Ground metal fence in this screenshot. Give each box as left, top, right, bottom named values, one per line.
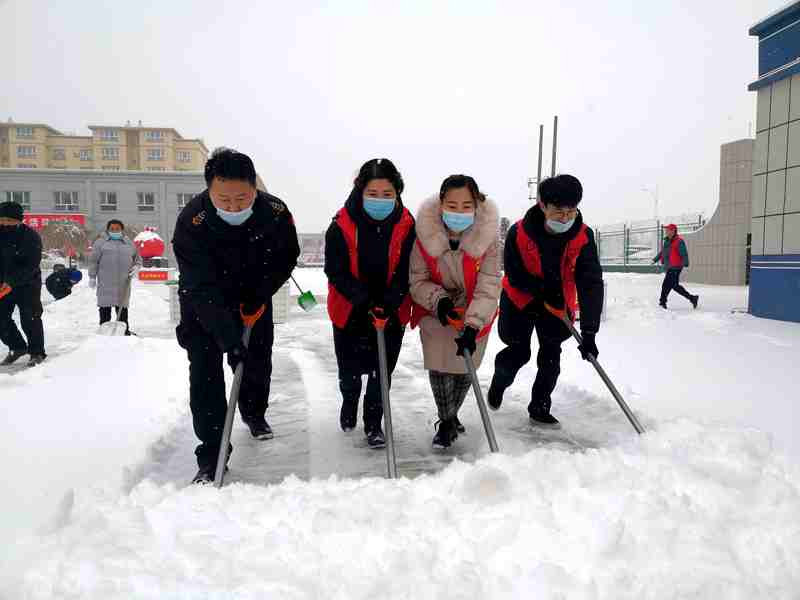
left=597, top=214, right=705, bottom=266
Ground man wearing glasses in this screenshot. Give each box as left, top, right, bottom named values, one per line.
left=487, top=175, right=604, bottom=428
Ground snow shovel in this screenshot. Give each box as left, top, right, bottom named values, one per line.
left=447, top=310, right=499, bottom=453
left=214, top=304, right=264, bottom=487
left=544, top=303, right=645, bottom=435
left=371, top=308, right=398, bottom=479
left=98, top=276, right=133, bottom=336
left=291, top=275, right=317, bottom=312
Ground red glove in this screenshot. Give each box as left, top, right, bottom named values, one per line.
left=0, top=284, right=11, bottom=300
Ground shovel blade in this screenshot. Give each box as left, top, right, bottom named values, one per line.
left=98, top=321, right=127, bottom=336
left=297, top=292, right=317, bottom=312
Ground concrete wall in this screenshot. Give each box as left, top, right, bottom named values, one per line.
left=0, top=168, right=205, bottom=262
left=683, top=138, right=753, bottom=285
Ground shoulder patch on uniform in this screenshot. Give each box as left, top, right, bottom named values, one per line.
left=192, top=210, right=207, bottom=226
left=270, top=199, right=286, bottom=214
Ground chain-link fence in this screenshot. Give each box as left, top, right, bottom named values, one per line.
left=597, top=214, right=705, bottom=266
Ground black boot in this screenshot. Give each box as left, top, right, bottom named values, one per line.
left=432, top=419, right=458, bottom=449
left=191, top=464, right=228, bottom=485
left=243, top=416, right=273, bottom=440
left=487, top=377, right=507, bottom=411
left=366, top=427, right=386, bottom=449
left=1, top=348, right=28, bottom=365
left=659, top=301, right=667, bottom=309
left=339, top=396, right=359, bottom=432
left=529, top=411, right=561, bottom=429
left=27, top=354, right=46, bottom=367
left=690, top=295, right=699, bottom=309
left=454, top=416, right=465, bottom=434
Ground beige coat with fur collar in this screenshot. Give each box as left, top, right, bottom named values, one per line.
left=409, top=195, right=501, bottom=373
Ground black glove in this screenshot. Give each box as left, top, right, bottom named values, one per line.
left=241, top=299, right=263, bottom=316
left=455, top=326, right=478, bottom=357
left=544, top=288, right=565, bottom=311
left=227, top=342, right=248, bottom=371
left=578, top=332, right=598, bottom=361
left=436, top=296, right=460, bottom=327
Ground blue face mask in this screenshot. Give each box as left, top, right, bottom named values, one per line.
left=363, top=197, right=395, bottom=221
left=217, top=205, right=253, bottom=226
left=442, top=210, right=474, bottom=233
left=546, top=218, right=575, bottom=234
left=108, top=232, right=123, bottom=240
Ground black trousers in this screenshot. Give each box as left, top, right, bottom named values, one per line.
left=660, top=268, right=694, bottom=305
left=176, top=301, right=274, bottom=469
left=0, top=282, right=45, bottom=356
left=493, top=291, right=570, bottom=415
left=333, top=316, right=404, bottom=432
left=99, top=306, right=129, bottom=334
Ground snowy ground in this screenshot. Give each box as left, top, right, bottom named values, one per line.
left=1, top=272, right=799, bottom=598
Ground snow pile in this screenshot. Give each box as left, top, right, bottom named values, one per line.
left=8, top=421, right=800, bottom=598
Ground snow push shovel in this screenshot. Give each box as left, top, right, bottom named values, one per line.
left=214, top=304, right=264, bottom=487
left=291, top=275, right=317, bottom=312
left=99, top=276, right=133, bottom=337
left=447, top=309, right=499, bottom=453
left=371, top=308, right=398, bottom=479
left=544, top=303, right=645, bottom=435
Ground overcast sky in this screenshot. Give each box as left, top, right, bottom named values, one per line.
left=0, top=0, right=786, bottom=232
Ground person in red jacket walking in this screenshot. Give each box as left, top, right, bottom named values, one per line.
left=324, top=159, right=416, bottom=448
left=652, top=224, right=699, bottom=310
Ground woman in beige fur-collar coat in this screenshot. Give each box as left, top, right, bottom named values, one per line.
left=409, top=175, right=501, bottom=448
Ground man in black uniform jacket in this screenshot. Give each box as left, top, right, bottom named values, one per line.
left=0, top=201, right=46, bottom=367
left=488, top=175, right=604, bottom=429
left=172, top=149, right=299, bottom=484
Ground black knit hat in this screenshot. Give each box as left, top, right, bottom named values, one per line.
left=0, top=201, right=24, bottom=221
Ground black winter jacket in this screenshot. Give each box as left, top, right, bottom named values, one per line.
left=0, top=224, right=42, bottom=288
left=173, top=190, right=300, bottom=351
left=504, top=205, right=604, bottom=334
left=324, top=189, right=416, bottom=329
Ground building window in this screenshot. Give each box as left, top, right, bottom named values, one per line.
left=17, top=146, right=36, bottom=158
left=137, top=192, right=156, bottom=212
left=52, top=147, right=66, bottom=161
left=18, top=163, right=36, bottom=169
left=146, top=148, right=164, bottom=161
left=145, top=130, right=165, bottom=141
left=102, top=147, right=120, bottom=161
left=177, top=151, right=192, bottom=163
left=101, top=166, right=121, bottom=171
left=177, top=193, right=193, bottom=209
left=98, top=129, right=119, bottom=141
left=80, top=149, right=92, bottom=161
left=146, top=167, right=166, bottom=172
left=99, top=191, right=117, bottom=211
left=5, top=191, right=31, bottom=210
left=54, top=191, right=79, bottom=212
left=16, top=127, right=33, bottom=138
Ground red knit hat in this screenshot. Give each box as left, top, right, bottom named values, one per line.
left=665, top=223, right=677, bottom=231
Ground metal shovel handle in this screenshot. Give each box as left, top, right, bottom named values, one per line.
left=374, top=320, right=398, bottom=479
left=214, top=325, right=254, bottom=487
left=544, top=303, right=645, bottom=435
left=462, top=348, right=500, bottom=453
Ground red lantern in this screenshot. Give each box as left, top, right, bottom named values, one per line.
left=134, top=227, right=166, bottom=259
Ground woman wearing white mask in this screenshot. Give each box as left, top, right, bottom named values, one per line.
left=88, top=219, right=141, bottom=335
left=325, top=158, right=416, bottom=449
left=409, top=175, right=501, bottom=448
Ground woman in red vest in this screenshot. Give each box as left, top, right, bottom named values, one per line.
left=488, top=175, right=604, bottom=428
left=409, top=175, right=501, bottom=448
left=324, top=159, right=416, bottom=448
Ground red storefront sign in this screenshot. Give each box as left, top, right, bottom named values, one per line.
left=23, top=213, right=86, bottom=231
left=138, top=270, right=169, bottom=282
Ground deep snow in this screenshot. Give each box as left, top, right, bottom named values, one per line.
left=1, top=272, right=799, bottom=598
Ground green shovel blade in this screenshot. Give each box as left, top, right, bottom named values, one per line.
left=297, top=291, right=317, bottom=312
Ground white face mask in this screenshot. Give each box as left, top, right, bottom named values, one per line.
left=546, top=218, right=575, bottom=234
left=216, top=205, right=253, bottom=226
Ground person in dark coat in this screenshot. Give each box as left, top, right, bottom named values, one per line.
left=0, top=201, right=46, bottom=367
left=325, top=158, right=416, bottom=448
left=45, top=264, right=82, bottom=300
left=173, top=148, right=300, bottom=484
left=652, top=224, right=699, bottom=309
left=488, top=175, right=604, bottom=428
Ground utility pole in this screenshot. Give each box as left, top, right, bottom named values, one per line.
left=536, top=124, right=544, bottom=199
left=551, top=115, right=558, bottom=177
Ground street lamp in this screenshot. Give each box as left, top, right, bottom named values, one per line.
left=641, top=185, right=658, bottom=219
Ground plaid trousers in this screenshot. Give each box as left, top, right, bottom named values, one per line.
left=429, top=370, right=472, bottom=421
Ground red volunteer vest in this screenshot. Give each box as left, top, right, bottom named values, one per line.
left=666, top=235, right=684, bottom=268
left=327, top=207, right=414, bottom=329
left=409, top=240, right=497, bottom=339
left=501, top=221, right=589, bottom=314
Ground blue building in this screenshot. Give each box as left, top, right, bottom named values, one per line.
left=748, top=2, right=800, bottom=322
